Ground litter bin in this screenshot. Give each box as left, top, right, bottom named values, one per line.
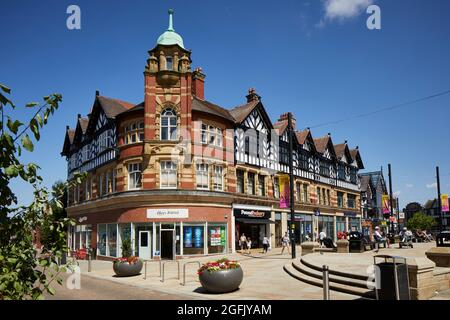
left=436, top=231, right=450, bottom=247
left=373, top=255, right=410, bottom=300
left=349, top=231, right=364, bottom=253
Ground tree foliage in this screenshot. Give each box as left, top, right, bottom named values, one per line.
left=0, top=84, right=84, bottom=300
left=407, top=211, right=437, bottom=231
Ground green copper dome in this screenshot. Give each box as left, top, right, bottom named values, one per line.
left=157, top=9, right=185, bottom=49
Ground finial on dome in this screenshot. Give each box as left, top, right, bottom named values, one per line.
left=168, top=9, right=174, bottom=31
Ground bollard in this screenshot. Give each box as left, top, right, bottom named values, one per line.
left=322, top=265, right=330, bottom=300
left=88, top=249, right=92, bottom=272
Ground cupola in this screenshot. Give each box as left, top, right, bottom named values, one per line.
left=156, top=9, right=185, bottom=49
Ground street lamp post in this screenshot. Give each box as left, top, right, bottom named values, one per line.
left=388, top=164, right=395, bottom=235
left=287, top=112, right=296, bottom=259
left=437, top=166, right=443, bottom=232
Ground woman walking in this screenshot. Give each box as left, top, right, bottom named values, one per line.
left=262, top=236, right=269, bottom=254
left=239, top=233, right=247, bottom=253
left=246, top=237, right=252, bottom=254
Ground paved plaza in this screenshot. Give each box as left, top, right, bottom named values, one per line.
left=51, top=242, right=449, bottom=300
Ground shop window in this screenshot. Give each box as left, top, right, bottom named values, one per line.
left=183, top=225, right=205, bottom=255
left=97, top=224, right=107, bottom=256
left=107, top=224, right=117, bottom=257
left=236, top=170, right=244, bottom=193
left=318, top=216, right=335, bottom=241
left=213, top=166, right=223, bottom=191
left=161, top=161, right=177, bottom=189
left=118, top=223, right=132, bottom=257
left=336, top=217, right=346, bottom=234
left=247, top=172, right=255, bottom=195
left=128, top=163, right=142, bottom=190
left=161, top=108, right=177, bottom=141
left=196, top=163, right=209, bottom=190
left=125, top=121, right=144, bottom=144
left=258, top=175, right=265, bottom=196
left=207, top=225, right=227, bottom=254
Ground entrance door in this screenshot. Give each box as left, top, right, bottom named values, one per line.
left=161, top=230, right=174, bottom=260
left=138, top=231, right=151, bottom=260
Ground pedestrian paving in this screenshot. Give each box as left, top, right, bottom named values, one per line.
left=74, top=246, right=361, bottom=300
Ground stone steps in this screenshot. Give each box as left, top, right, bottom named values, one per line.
left=283, top=259, right=376, bottom=299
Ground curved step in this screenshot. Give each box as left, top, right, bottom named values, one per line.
left=292, top=260, right=370, bottom=289
left=301, top=257, right=370, bottom=282
left=284, top=263, right=375, bottom=299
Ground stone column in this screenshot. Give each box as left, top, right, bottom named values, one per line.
left=407, top=257, right=436, bottom=300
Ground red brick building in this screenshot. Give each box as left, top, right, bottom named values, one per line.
left=61, top=10, right=364, bottom=260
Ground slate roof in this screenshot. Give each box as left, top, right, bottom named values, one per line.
left=96, top=96, right=135, bottom=118
left=192, top=97, right=235, bottom=122
left=313, top=136, right=330, bottom=154
left=228, top=100, right=259, bottom=123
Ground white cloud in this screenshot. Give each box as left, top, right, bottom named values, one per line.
left=406, top=184, right=414, bottom=188
left=323, top=0, right=373, bottom=20
left=426, top=183, right=437, bottom=189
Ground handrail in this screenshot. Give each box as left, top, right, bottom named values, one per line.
left=181, top=261, right=201, bottom=286
left=143, top=259, right=162, bottom=280
left=161, top=260, right=180, bottom=283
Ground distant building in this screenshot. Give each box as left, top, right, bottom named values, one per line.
left=423, top=199, right=447, bottom=232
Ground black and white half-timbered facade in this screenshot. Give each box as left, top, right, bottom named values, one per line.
left=61, top=10, right=366, bottom=260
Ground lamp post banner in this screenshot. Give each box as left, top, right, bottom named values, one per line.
left=279, top=174, right=290, bottom=209
left=382, top=195, right=390, bottom=214
left=442, top=194, right=449, bottom=212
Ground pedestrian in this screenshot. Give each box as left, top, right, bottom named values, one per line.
left=319, top=230, right=326, bottom=248
left=239, top=233, right=247, bottom=253
left=246, top=237, right=252, bottom=254
left=281, top=232, right=290, bottom=254
left=262, top=235, right=269, bottom=254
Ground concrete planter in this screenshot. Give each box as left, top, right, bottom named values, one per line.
left=337, top=239, right=350, bottom=253
left=113, top=259, right=143, bottom=277
left=199, top=268, right=243, bottom=293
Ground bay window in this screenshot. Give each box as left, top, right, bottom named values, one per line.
left=125, top=121, right=144, bottom=144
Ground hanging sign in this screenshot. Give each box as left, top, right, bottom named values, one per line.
left=382, top=195, right=391, bottom=214
left=442, top=194, right=449, bottom=212
left=279, top=175, right=290, bottom=209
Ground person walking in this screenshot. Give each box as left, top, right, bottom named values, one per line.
left=239, top=233, right=247, bottom=253
left=262, top=235, right=269, bottom=254
left=281, top=232, right=290, bottom=254
left=246, top=237, right=252, bottom=254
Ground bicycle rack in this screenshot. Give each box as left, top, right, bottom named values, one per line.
left=181, top=261, right=201, bottom=286
left=143, top=260, right=162, bottom=280
left=161, top=260, right=180, bottom=282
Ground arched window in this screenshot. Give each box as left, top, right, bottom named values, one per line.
left=160, top=108, right=177, bottom=140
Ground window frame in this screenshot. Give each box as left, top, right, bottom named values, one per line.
left=160, top=108, right=177, bottom=141
left=160, top=160, right=177, bottom=189
left=128, top=163, right=142, bottom=190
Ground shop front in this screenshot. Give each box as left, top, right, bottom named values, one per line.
left=345, top=212, right=362, bottom=232
left=287, top=213, right=313, bottom=243
left=233, top=204, right=274, bottom=249
left=71, top=205, right=230, bottom=260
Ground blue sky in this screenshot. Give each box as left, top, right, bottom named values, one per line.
left=2, top=0, right=450, bottom=209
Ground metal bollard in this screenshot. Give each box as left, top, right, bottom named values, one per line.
left=322, top=265, right=330, bottom=300
left=88, top=250, right=92, bottom=272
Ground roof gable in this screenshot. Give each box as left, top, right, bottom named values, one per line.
left=350, top=148, right=364, bottom=169
left=230, top=100, right=273, bottom=133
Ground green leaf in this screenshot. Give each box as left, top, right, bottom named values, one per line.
left=39, top=259, right=48, bottom=267
left=26, top=102, right=39, bottom=108
left=47, top=287, right=56, bottom=295
left=7, top=119, right=23, bottom=134
left=0, top=83, right=11, bottom=94
left=36, top=114, right=43, bottom=127
left=30, top=118, right=40, bottom=140
left=5, top=165, right=19, bottom=177
left=21, top=134, right=34, bottom=152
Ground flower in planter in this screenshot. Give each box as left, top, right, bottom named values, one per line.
left=113, top=256, right=141, bottom=265
left=197, top=258, right=241, bottom=275
left=337, top=231, right=348, bottom=240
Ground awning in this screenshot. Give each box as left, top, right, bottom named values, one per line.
left=235, top=218, right=276, bottom=225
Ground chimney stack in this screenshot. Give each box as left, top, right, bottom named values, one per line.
left=192, top=67, right=206, bottom=100
left=246, top=88, right=261, bottom=103
left=277, top=112, right=296, bottom=130
left=95, top=90, right=100, bottom=96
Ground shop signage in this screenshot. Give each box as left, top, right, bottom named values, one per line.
left=314, top=209, right=320, bottom=216
left=147, top=208, right=189, bottom=219
left=234, top=208, right=271, bottom=219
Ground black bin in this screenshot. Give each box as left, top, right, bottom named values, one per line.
left=436, top=231, right=450, bottom=247
left=373, top=255, right=410, bottom=300
left=349, top=231, right=364, bottom=253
